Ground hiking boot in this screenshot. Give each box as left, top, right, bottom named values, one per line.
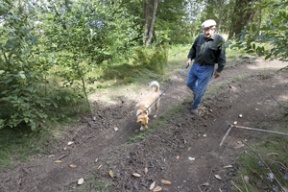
left=190, top=108, right=198, bottom=115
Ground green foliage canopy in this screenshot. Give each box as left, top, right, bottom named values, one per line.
left=235, top=0, right=288, bottom=61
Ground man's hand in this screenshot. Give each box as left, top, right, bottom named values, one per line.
left=214, top=71, right=220, bottom=78
left=186, top=59, right=192, bottom=68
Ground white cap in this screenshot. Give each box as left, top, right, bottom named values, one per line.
left=201, top=19, right=217, bottom=29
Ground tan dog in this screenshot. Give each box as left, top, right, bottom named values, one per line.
left=135, top=81, right=161, bottom=131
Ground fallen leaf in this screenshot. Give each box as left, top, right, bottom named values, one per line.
left=200, top=182, right=210, bottom=186
left=78, top=178, right=84, bottom=185
left=267, top=152, right=279, bottom=157
left=67, top=141, right=74, bottom=146
left=144, top=167, right=148, bottom=174
left=132, top=172, right=141, bottom=178
left=149, top=181, right=156, bottom=190
left=54, top=160, right=62, bottom=163
left=215, top=174, right=222, bottom=180
left=69, top=164, right=77, bottom=168
left=109, top=170, right=114, bottom=178
left=161, top=179, right=171, bottom=185
left=223, top=165, right=233, bottom=168
left=153, top=186, right=162, bottom=192
left=235, top=142, right=245, bottom=149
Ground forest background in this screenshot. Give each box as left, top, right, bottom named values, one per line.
left=0, top=0, right=287, bottom=133
left=0, top=1, right=287, bottom=191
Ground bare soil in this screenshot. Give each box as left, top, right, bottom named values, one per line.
left=1, top=58, right=288, bottom=192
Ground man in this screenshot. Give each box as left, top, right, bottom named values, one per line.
left=186, top=19, right=226, bottom=115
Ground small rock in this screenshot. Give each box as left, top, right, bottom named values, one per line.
left=188, top=157, right=195, bottom=161
left=114, top=127, right=119, bottom=131
left=272, top=185, right=279, bottom=192
left=203, top=134, right=207, bottom=137
left=233, top=121, right=237, bottom=125
left=238, top=114, right=243, bottom=118
left=267, top=173, right=274, bottom=182
left=77, top=178, right=84, bottom=185
left=244, top=175, right=249, bottom=183
left=258, top=161, right=264, bottom=167
left=67, top=141, right=74, bottom=146
left=284, top=172, right=288, bottom=180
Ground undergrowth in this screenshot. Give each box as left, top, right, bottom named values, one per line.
left=233, top=135, right=288, bottom=191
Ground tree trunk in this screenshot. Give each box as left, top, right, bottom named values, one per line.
left=143, top=0, right=150, bottom=45
left=229, top=0, right=258, bottom=39
left=259, top=0, right=262, bottom=35
left=145, top=0, right=158, bottom=46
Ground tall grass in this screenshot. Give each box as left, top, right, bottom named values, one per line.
left=233, top=136, right=288, bottom=191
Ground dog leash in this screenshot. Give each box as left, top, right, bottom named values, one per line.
left=137, top=63, right=190, bottom=116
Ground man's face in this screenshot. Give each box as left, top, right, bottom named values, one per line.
left=203, top=26, right=216, bottom=38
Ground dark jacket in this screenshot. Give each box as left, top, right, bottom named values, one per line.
left=188, top=33, right=226, bottom=72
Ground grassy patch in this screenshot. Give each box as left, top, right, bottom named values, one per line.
left=233, top=73, right=251, bottom=82
left=0, top=118, right=77, bottom=171
left=75, top=175, right=114, bottom=192
left=0, top=127, right=51, bottom=170
left=233, top=136, right=288, bottom=191
left=204, top=84, right=223, bottom=98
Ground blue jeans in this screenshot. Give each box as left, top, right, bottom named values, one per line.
left=186, top=62, right=215, bottom=109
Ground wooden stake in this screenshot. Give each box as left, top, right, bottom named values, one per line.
left=220, top=125, right=233, bottom=146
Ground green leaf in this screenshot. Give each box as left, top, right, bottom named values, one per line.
left=19, top=71, right=26, bottom=79
left=65, top=96, right=71, bottom=102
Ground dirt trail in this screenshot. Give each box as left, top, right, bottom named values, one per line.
left=0, top=58, right=287, bottom=192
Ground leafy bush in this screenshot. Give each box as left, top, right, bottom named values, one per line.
left=133, top=45, right=168, bottom=75
left=234, top=1, right=288, bottom=61
left=0, top=1, right=87, bottom=131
